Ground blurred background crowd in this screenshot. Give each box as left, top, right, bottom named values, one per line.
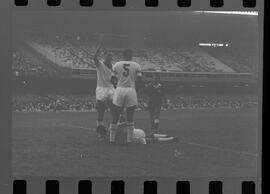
left=13, top=94, right=257, bottom=112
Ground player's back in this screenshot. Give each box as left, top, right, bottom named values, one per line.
left=113, top=61, right=141, bottom=88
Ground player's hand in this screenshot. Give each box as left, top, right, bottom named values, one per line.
left=94, top=44, right=103, bottom=65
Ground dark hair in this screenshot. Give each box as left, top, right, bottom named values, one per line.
left=123, top=49, right=133, bottom=60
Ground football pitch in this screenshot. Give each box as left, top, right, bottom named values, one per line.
left=12, top=108, right=259, bottom=177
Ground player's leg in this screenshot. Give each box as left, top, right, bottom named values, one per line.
left=95, top=87, right=108, bottom=138
left=146, top=135, right=178, bottom=143
left=149, top=105, right=155, bottom=133
left=148, top=101, right=155, bottom=134
left=157, top=136, right=178, bottom=142
left=96, top=100, right=107, bottom=138
left=96, top=100, right=106, bottom=124
left=125, top=88, right=138, bottom=143
left=126, top=106, right=136, bottom=143
left=107, top=99, right=113, bottom=111
left=109, top=88, right=124, bottom=143
left=109, top=104, right=123, bottom=143
left=152, top=103, right=161, bottom=133
left=119, top=109, right=126, bottom=123
left=106, top=87, right=115, bottom=116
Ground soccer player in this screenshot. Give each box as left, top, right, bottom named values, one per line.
left=109, top=49, right=142, bottom=143
left=145, top=76, right=167, bottom=136
left=93, top=44, right=114, bottom=139
left=109, top=117, right=178, bottom=145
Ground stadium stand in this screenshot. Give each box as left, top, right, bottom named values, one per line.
left=12, top=50, right=49, bottom=76
left=27, top=34, right=94, bottom=69
left=13, top=95, right=96, bottom=112
left=15, top=33, right=251, bottom=73
left=13, top=94, right=257, bottom=112
left=203, top=47, right=257, bottom=73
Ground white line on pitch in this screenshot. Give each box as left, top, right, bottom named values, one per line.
left=63, top=124, right=95, bottom=131
left=178, top=139, right=258, bottom=158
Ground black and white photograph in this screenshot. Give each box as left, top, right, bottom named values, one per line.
left=12, top=11, right=260, bottom=177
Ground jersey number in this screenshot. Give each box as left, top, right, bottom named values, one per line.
left=123, top=64, right=130, bottom=77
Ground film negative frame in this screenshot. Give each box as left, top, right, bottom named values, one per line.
left=0, top=0, right=264, bottom=193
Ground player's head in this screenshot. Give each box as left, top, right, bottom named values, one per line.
left=104, top=53, right=112, bottom=68
left=123, top=49, right=133, bottom=61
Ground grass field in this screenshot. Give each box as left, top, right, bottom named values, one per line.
left=12, top=108, right=259, bottom=177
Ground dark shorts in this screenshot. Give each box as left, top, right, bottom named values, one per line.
left=148, top=100, right=162, bottom=118
left=148, top=100, right=162, bottom=110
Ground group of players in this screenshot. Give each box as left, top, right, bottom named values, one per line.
left=93, top=44, right=177, bottom=145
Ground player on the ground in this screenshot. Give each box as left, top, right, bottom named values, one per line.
left=108, top=49, right=142, bottom=143
left=145, top=76, right=167, bottom=136
left=103, top=115, right=178, bottom=145
left=93, top=44, right=115, bottom=139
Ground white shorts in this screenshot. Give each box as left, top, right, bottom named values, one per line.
left=96, top=86, right=115, bottom=102
left=113, top=87, right=138, bottom=108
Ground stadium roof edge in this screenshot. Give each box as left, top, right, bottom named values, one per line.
left=71, top=68, right=254, bottom=75
left=194, top=11, right=258, bottom=16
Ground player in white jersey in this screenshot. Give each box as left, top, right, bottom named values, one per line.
left=109, top=49, right=142, bottom=143
left=106, top=115, right=178, bottom=145
left=93, top=44, right=115, bottom=138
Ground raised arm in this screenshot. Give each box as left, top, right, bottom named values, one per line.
left=93, top=44, right=103, bottom=67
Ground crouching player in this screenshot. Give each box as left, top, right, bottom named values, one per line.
left=145, top=76, right=167, bottom=136
left=114, top=116, right=178, bottom=145
left=93, top=44, right=115, bottom=139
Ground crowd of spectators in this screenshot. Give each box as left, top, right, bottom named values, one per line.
left=164, top=95, right=257, bottom=109
left=13, top=95, right=96, bottom=112
left=23, top=33, right=253, bottom=73
left=27, top=34, right=96, bottom=69
left=205, top=47, right=257, bottom=73
left=12, top=50, right=48, bottom=76
left=13, top=33, right=256, bottom=78
left=136, top=48, right=234, bottom=72
left=13, top=94, right=258, bottom=112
